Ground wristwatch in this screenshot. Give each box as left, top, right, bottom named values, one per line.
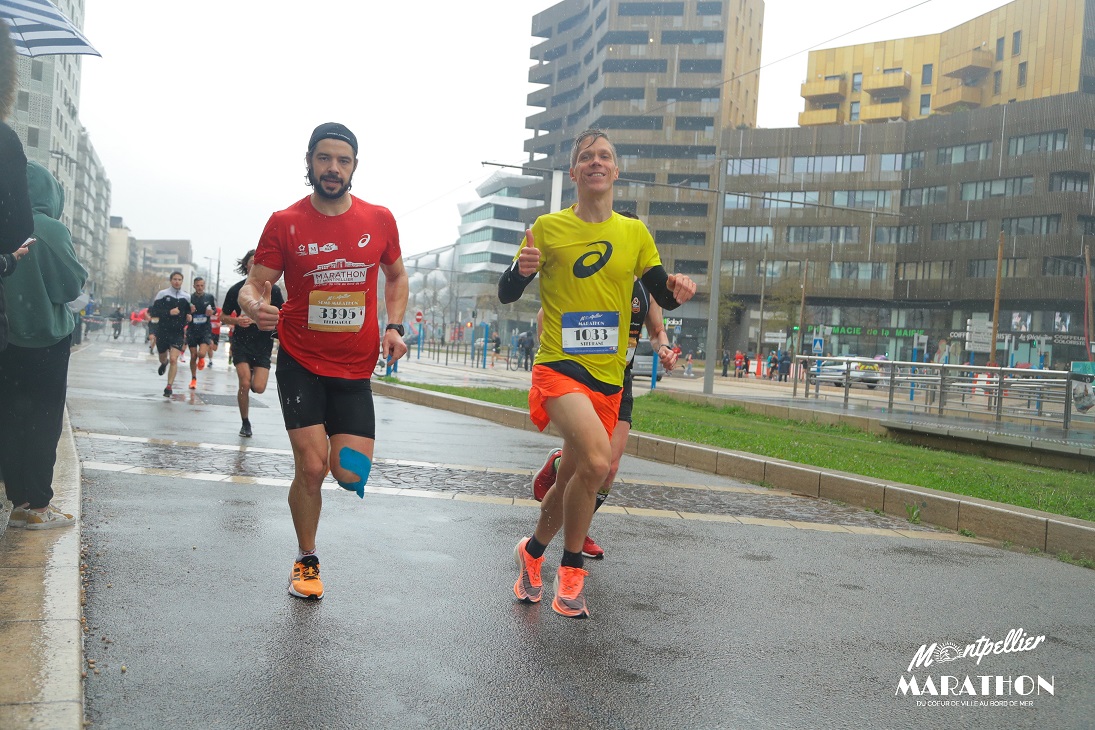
left=385, top=324, right=405, bottom=336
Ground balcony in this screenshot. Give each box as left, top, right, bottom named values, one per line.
left=860, top=99, right=910, bottom=122
left=941, top=47, right=995, bottom=83
left=800, top=77, right=847, bottom=102
left=798, top=107, right=845, bottom=126
left=933, top=84, right=982, bottom=112
left=862, top=71, right=911, bottom=96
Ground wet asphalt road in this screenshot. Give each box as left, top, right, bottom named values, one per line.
left=70, top=339, right=1094, bottom=729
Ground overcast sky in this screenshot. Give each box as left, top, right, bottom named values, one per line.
left=77, top=0, right=1009, bottom=285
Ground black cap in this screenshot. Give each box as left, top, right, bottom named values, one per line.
left=308, top=122, right=358, bottom=156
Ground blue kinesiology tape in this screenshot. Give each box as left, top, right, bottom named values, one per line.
left=337, top=447, right=372, bottom=499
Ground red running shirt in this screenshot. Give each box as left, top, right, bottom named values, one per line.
left=254, top=196, right=401, bottom=379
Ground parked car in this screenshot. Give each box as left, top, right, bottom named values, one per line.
left=631, top=340, right=664, bottom=381
left=806, top=357, right=885, bottom=389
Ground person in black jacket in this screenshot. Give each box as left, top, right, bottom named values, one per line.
left=149, top=271, right=190, bottom=397
left=0, top=21, right=35, bottom=352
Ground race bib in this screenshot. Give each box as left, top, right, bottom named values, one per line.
left=561, top=311, right=619, bottom=355
left=192, top=314, right=208, bottom=324
left=307, top=290, right=365, bottom=332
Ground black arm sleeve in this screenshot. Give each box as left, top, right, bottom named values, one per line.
left=498, top=259, right=536, bottom=304
left=640, top=265, right=681, bottom=311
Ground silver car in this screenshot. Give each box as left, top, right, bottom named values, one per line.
left=631, top=340, right=664, bottom=381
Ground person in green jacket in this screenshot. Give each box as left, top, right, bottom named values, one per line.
left=0, top=161, right=87, bottom=529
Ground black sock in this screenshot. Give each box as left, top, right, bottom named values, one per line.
left=594, top=492, right=608, bottom=512
left=242, top=418, right=251, bottom=426
left=561, top=550, right=584, bottom=569
left=526, top=535, right=547, bottom=559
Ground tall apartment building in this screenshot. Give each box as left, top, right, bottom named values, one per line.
left=7, top=0, right=111, bottom=294
left=523, top=0, right=764, bottom=329
left=799, top=0, right=1094, bottom=126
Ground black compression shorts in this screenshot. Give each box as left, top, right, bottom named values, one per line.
left=275, top=347, right=376, bottom=437
left=231, top=338, right=273, bottom=370
left=186, top=327, right=214, bottom=348
left=156, top=331, right=184, bottom=353
left=618, top=369, right=634, bottom=424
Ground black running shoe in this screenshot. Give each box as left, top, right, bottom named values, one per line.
left=158, top=362, right=168, bottom=376
left=163, top=385, right=172, bottom=398
left=239, top=421, right=252, bottom=437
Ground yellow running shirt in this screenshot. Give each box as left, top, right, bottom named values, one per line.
left=525, top=206, right=662, bottom=387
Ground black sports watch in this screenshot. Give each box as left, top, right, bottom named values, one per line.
left=385, top=324, right=405, bottom=336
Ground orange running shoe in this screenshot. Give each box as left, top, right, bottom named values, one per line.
left=581, top=535, right=604, bottom=560
left=197, top=357, right=205, bottom=371
left=513, top=537, right=544, bottom=603
left=532, top=448, right=562, bottom=502
left=552, top=565, right=590, bottom=618
left=289, top=555, right=324, bottom=600
left=189, top=378, right=197, bottom=390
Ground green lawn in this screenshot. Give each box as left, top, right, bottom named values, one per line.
left=394, top=381, right=1095, bottom=523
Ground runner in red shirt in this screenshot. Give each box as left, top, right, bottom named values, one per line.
left=238, top=122, right=409, bottom=601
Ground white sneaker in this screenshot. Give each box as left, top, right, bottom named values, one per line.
left=23, top=505, right=75, bottom=530
left=8, top=506, right=29, bottom=528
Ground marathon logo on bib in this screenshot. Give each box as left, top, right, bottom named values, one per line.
left=561, top=311, right=619, bottom=355
left=307, top=291, right=365, bottom=332
left=304, top=259, right=375, bottom=286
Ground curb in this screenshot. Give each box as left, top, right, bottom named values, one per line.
left=373, top=380, right=1095, bottom=562
left=0, top=409, right=83, bottom=729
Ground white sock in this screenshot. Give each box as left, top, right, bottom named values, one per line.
left=296, top=548, right=318, bottom=562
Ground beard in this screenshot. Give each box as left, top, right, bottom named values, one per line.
left=307, top=164, right=353, bottom=200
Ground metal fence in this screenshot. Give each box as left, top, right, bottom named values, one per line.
left=792, top=355, right=1094, bottom=431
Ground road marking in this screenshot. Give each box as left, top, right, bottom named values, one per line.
left=77, top=455, right=981, bottom=545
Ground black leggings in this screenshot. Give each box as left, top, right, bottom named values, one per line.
left=274, top=347, right=375, bottom=438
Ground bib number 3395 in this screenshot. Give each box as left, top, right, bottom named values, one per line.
left=561, top=311, right=619, bottom=355
left=308, top=290, right=365, bottom=332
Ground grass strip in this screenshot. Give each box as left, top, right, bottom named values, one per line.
left=394, top=381, right=1095, bottom=523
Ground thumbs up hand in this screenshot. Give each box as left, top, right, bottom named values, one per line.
left=250, top=280, right=280, bottom=331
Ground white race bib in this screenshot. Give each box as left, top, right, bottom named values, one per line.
left=307, top=290, right=365, bottom=332
left=561, top=311, right=619, bottom=355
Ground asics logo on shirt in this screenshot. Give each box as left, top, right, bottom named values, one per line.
left=358, top=233, right=371, bottom=248
left=572, top=241, right=612, bottom=279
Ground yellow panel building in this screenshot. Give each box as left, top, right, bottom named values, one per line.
left=799, top=0, right=1089, bottom=125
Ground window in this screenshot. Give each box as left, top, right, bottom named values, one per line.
left=680, top=59, right=722, bottom=73
left=900, top=186, right=948, bottom=206
left=723, top=226, right=773, bottom=243
left=993, top=71, right=1002, bottom=95
left=1086, top=129, right=1095, bottom=150
left=896, top=261, right=954, bottom=280
left=1008, top=130, right=1067, bottom=156
left=849, top=101, right=860, bottom=122
left=874, top=226, right=919, bottom=244
left=881, top=152, right=924, bottom=171
left=26, top=127, right=39, bottom=148
left=921, top=64, right=933, bottom=85
left=1043, top=256, right=1086, bottom=277
left=761, top=191, right=819, bottom=209
left=696, top=1, right=722, bottom=14
left=968, top=258, right=1026, bottom=278
left=31, top=61, right=43, bottom=81
left=937, top=141, right=992, bottom=165
left=852, top=72, right=862, bottom=92
left=674, top=260, right=707, bottom=275
left=1050, top=173, right=1089, bottom=192
left=882, top=66, right=902, bottom=74
left=1017, top=61, right=1027, bottom=87
left=649, top=202, right=708, bottom=217
left=722, top=260, right=746, bottom=276
left=791, top=154, right=865, bottom=174
left=1001, top=215, right=1061, bottom=235
left=16, top=90, right=29, bottom=111
left=656, top=230, right=706, bottom=246
left=829, top=262, right=888, bottom=281
left=785, top=227, right=859, bottom=244
left=833, top=189, right=891, bottom=209
left=668, top=173, right=709, bottom=188
left=662, top=30, right=723, bottom=44
left=920, top=94, right=931, bottom=115
left=676, top=116, right=714, bottom=131
left=727, top=157, right=779, bottom=176
left=604, top=59, right=667, bottom=73
left=1012, top=30, right=1022, bottom=56
left=618, top=2, right=685, bottom=15
left=996, top=37, right=1005, bottom=61
left=656, top=87, right=719, bottom=102
left=722, top=193, right=750, bottom=208
left=931, top=221, right=987, bottom=241
left=594, top=87, right=645, bottom=103
left=960, top=177, right=1034, bottom=200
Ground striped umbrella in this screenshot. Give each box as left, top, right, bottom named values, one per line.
left=1, top=0, right=99, bottom=57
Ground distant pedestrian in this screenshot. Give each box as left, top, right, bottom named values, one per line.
left=778, top=350, right=791, bottom=382
left=766, top=351, right=777, bottom=379
left=684, top=351, right=694, bottom=377
left=721, top=349, right=730, bottom=377
left=734, top=349, right=744, bottom=377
